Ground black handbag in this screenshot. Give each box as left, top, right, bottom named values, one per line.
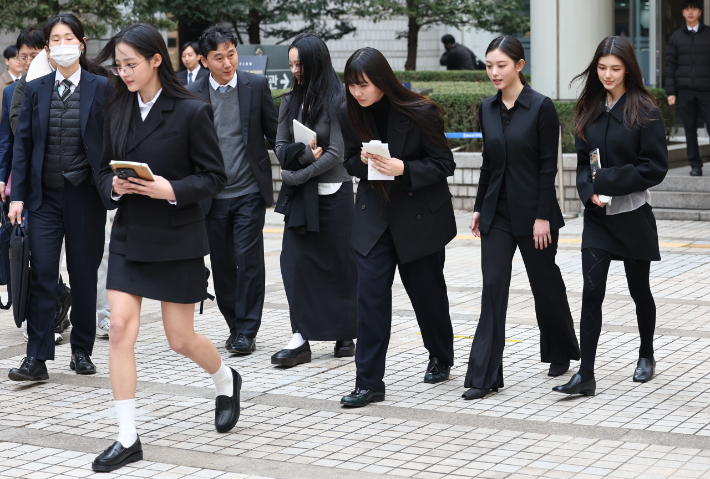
left=9, top=222, right=30, bottom=327
left=199, top=267, right=215, bottom=314
left=0, top=207, right=12, bottom=309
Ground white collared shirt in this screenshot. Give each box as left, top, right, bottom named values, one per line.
left=137, top=88, right=162, bottom=121
left=55, top=67, right=82, bottom=97
left=8, top=71, right=19, bottom=82
left=689, top=23, right=700, bottom=32
left=209, top=72, right=237, bottom=92
left=187, top=64, right=201, bottom=83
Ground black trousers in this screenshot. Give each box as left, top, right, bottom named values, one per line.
left=355, top=229, right=454, bottom=393
left=677, top=89, right=710, bottom=169
left=206, top=192, right=266, bottom=338
left=26, top=180, right=105, bottom=360
left=464, top=226, right=580, bottom=389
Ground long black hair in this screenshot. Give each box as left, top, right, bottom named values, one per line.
left=485, top=35, right=526, bottom=84
left=95, top=23, right=197, bottom=162
left=280, top=33, right=344, bottom=127
left=44, top=14, right=93, bottom=73
left=572, top=36, right=656, bottom=140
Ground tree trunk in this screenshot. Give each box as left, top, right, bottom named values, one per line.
left=404, top=15, right=419, bottom=71
left=247, top=8, right=261, bottom=44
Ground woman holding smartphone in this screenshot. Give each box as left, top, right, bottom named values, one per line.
left=91, top=24, right=232, bottom=472
left=338, top=47, right=456, bottom=408
left=553, top=36, right=667, bottom=397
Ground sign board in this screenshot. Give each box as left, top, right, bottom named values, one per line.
left=237, top=45, right=293, bottom=90
left=238, top=56, right=268, bottom=75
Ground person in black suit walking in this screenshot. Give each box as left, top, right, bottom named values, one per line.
left=90, top=24, right=236, bottom=472
left=462, top=36, right=581, bottom=401
left=186, top=25, right=278, bottom=355
left=7, top=14, right=114, bottom=382
left=338, top=47, right=456, bottom=408
left=553, top=36, right=668, bottom=397
left=176, top=41, right=208, bottom=86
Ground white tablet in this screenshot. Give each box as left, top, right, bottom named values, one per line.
left=293, top=119, right=317, bottom=148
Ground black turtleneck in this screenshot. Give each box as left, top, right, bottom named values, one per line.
left=368, top=95, right=390, bottom=141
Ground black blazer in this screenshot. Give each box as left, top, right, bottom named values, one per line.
left=176, top=66, right=209, bottom=86
left=339, top=102, right=456, bottom=264
left=186, top=72, right=278, bottom=211
left=98, top=94, right=227, bottom=263
left=12, top=69, right=115, bottom=211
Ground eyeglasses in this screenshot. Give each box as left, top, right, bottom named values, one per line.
left=109, top=58, right=146, bottom=76
left=10, top=57, right=21, bottom=63
left=18, top=52, right=39, bottom=63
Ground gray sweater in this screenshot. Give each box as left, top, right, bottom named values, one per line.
left=275, top=94, right=352, bottom=186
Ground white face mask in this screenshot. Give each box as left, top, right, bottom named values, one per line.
left=49, top=44, right=82, bottom=68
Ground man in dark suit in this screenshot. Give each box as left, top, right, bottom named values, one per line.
left=187, top=25, right=278, bottom=355
left=439, top=34, right=479, bottom=71
left=176, top=41, right=208, bottom=86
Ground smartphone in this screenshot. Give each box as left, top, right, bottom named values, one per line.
left=115, top=168, right=140, bottom=180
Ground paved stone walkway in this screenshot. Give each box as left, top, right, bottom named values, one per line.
left=2, top=210, right=710, bottom=478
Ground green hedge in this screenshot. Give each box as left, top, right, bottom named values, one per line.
left=271, top=84, right=675, bottom=154
left=335, top=70, right=531, bottom=83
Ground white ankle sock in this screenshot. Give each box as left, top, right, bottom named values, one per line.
left=211, top=360, right=233, bottom=397
left=114, top=399, right=137, bottom=448
left=285, top=332, right=305, bottom=350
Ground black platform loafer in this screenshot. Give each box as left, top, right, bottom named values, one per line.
left=92, top=437, right=143, bottom=472
left=461, top=387, right=497, bottom=400
left=224, top=332, right=236, bottom=350
left=424, top=356, right=450, bottom=383
left=548, top=361, right=570, bottom=377
left=215, top=368, right=241, bottom=433
left=690, top=167, right=703, bottom=177
left=340, top=388, right=385, bottom=407
left=552, top=373, right=596, bottom=396
left=8, top=357, right=49, bottom=381
left=271, top=341, right=311, bottom=367
left=633, top=358, right=655, bottom=383
left=70, top=349, right=96, bottom=375
left=228, top=334, right=256, bottom=355
left=334, top=339, right=356, bottom=357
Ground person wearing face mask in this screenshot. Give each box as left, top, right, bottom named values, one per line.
left=462, top=36, right=581, bottom=401
left=338, top=47, right=456, bottom=408
left=553, top=37, right=667, bottom=397
left=6, top=14, right=115, bottom=383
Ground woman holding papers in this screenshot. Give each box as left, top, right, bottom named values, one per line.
left=463, top=35, right=580, bottom=401
left=553, top=36, right=667, bottom=396
left=272, top=33, right=357, bottom=366
left=91, top=24, right=234, bottom=472
left=338, top=47, right=456, bottom=408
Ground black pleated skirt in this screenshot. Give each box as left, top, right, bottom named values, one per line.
left=106, top=252, right=208, bottom=304
left=280, top=182, right=358, bottom=341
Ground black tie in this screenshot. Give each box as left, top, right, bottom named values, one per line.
left=60, top=79, right=73, bottom=101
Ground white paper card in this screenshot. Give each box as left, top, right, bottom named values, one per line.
left=363, top=140, right=395, bottom=181
left=293, top=119, right=317, bottom=148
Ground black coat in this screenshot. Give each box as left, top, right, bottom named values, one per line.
left=665, top=21, right=710, bottom=95
left=186, top=72, right=278, bottom=211
left=439, top=44, right=477, bottom=71
left=339, top=102, right=456, bottom=264
left=575, top=94, right=668, bottom=261
left=98, top=94, right=227, bottom=263
left=176, top=66, right=209, bottom=86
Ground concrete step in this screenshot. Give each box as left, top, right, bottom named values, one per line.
left=651, top=208, right=710, bottom=221
left=651, top=191, right=710, bottom=209
left=652, top=176, right=710, bottom=192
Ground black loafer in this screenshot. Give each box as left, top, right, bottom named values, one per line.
left=228, top=334, right=256, bottom=355
left=8, top=357, right=49, bottom=381
left=548, top=361, right=570, bottom=377
left=462, top=387, right=497, bottom=400
left=633, top=358, right=655, bottom=383
left=690, top=167, right=703, bottom=177
left=424, top=356, right=450, bottom=383
left=334, top=339, right=356, bottom=357
left=215, top=368, right=241, bottom=432
left=70, top=349, right=96, bottom=375
left=271, top=342, right=311, bottom=367
left=92, top=437, right=143, bottom=472
left=224, top=332, right=236, bottom=350
left=552, top=373, right=596, bottom=396
left=341, top=388, right=385, bottom=407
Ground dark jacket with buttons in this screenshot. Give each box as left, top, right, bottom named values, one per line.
left=665, top=21, right=710, bottom=95
left=339, top=101, right=456, bottom=264
left=12, top=69, right=115, bottom=211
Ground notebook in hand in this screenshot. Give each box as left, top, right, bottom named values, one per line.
left=362, top=140, right=395, bottom=181
left=293, top=119, right=317, bottom=148
left=589, top=148, right=611, bottom=205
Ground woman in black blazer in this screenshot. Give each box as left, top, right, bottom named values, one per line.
left=554, top=36, right=667, bottom=397
left=91, top=24, right=234, bottom=473
left=338, top=47, right=456, bottom=408
left=463, top=36, right=580, bottom=400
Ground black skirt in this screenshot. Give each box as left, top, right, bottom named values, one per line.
left=106, top=253, right=208, bottom=304
left=280, top=182, right=358, bottom=341
left=581, top=203, right=661, bottom=261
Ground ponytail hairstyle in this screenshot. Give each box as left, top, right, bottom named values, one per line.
left=572, top=36, right=656, bottom=140
left=43, top=14, right=93, bottom=73
left=485, top=35, right=526, bottom=84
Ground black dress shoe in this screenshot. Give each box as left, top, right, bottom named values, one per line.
left=92, top=437, right=143, bottom=472
left=690, top=167, right=703, bottom=177
left=271, top=341, right=311, bottom=367
left=224, top=332, right=236, bottom=350
left=548, top=361, right=570, bottom=377
left=552, top=373, right=596, bottom=396
left=633, top=358, right=655, bottom=383
left=424, top=356, right=450, bottom=383
left=215, top=368, right=241, bottom=432
left=8, top=357, right=49, bottom=381
left=334, top=339, right=356, bottom=357
left=462, top=387, right=497, bottom=400
left=228, top=334, right=256, bottom=355
left=70, top=349, right=96, bottom=375
left=340, top=388, right=385, bottom=407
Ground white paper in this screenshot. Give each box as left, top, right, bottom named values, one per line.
left=293, top=119, right=317, bottom=148
left=26, top=49, right=53, bottom=82
left=363, top=140, right=395, bottom=181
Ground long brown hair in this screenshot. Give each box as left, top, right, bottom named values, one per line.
left=572, top=36, right=656, bottom=140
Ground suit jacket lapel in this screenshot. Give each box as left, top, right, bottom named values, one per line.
left=237, top=74, right=251, bottom=143
left=126, top=94, right=174, bottom=153
left=387, top=107, right=408, bottom=161
left=38, top=74, right=54, bottom=143
left=79, top=69, right=96, bottom=138
left=193, top=75, right=210, bottom=102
